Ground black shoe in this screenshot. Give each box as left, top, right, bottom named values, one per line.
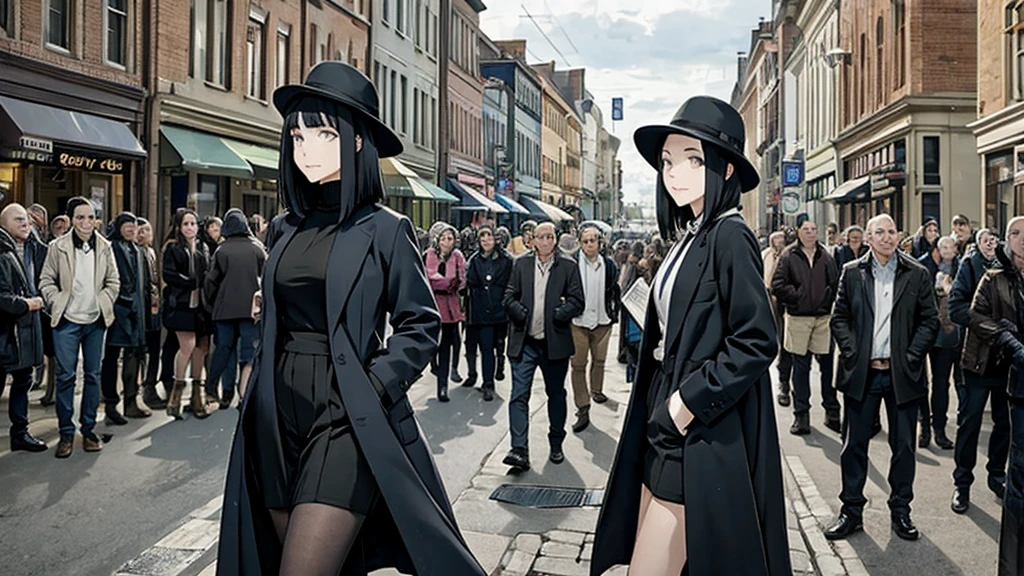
left=482, top=388, right=494, bottom=402
left=10, top=434, right=48, bottom=452
left=502, top=449, right=530, bottom=471
left=104, top=406, right=128, bottom=426
left=450, top=371, right=463, bottom=384
left=918, top=426, right=931, bottom=448
left=438, top=388, right=450, bottom=403
left=219, top=389, right=235, bottom=410
left=824, top=409, right=842, bottom=434
left=592, top=391, right=609, bottom=404
left=572, top=409, right=591, bottom=433
left=891, top=514, right=920, bottom=541
left=495, top=368, right=505, bottom=381
left=462, top=373, right=478, bottom=388
left=777, top=393, right=791, bottom=407
left=824, top=513, right=863, bottom=540
left=790, top=413, right=811, bottom=435
left=989, top=476, right=1007, bottom=500
left=933, top=428, right=954, bottom=450
left=549, top=449, right=565, bottom=464
left=951, top=487, right=970, bottom=514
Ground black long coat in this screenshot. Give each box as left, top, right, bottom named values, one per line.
left=217, top=204, right=485, bottom=576
left=830, top=252, right=939, bottom=405
left=591, top=215, right=790, bottom=576
left=0, top=227, right=43, bottom=371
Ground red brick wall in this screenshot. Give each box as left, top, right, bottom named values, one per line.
left=978, top=0, right=1007, bottom=116
left=0, top=0, right=143, bottom=87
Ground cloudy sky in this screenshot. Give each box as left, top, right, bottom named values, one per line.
left=478, top=0, right=773, bottom=206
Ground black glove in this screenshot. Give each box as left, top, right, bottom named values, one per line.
left=997, top=331, right=1024, bottom=367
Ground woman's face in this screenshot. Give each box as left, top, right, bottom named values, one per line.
left=478, top=230, right=495, bottom=253
left=661, top=134, right=706, bottom=210
left=952, top=220, right=971, bottom=242
left=137, top=223, right=152, bottom=246
left=291, top=113, right=351, bottom=185
left=51, top=220, right=68, bottom=238
left=181, top=214, right=198, bottom=240
left=979, top=231, right=998, bottom=258
left=438, top=230, right=455, bottom=254
left=207, top=222, right=221, bottom=241
left=120, top=221, right=137, bottom=242
left=924, top=222, right=939, bottom=243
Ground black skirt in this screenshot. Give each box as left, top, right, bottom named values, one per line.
left=163, top=306, right=211, bottom=337
left=643, top=365, right=686, bottom=505
left=256, top=331, right=378, bottom=514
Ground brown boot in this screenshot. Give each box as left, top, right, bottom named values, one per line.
left=123, top=397, right=152, bottom=418
left=166, top=379, right=188, bottom=420
left=191, top=381, right=212, bottom=419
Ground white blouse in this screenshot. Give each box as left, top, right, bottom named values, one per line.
left=652, top=217, right=703, bottom=361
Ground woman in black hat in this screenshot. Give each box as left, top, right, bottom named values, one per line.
left=217, top=61, right=485, bottom=576
left=591, top=96, right=790, bottom=576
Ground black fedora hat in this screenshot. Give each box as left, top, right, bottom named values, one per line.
left=634, top=96, right=760, bottom=192
left=273, top=61, right=403, bottom=158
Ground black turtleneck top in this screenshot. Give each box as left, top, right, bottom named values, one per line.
left=275, top=181, right=342, bottom=333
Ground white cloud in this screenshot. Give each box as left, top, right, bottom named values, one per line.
left=479, top=0, right=771, bottom=206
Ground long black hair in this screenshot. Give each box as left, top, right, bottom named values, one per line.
left=278, top=95, right=385, bottom=223
left=655, top=139, right=742, bottom=241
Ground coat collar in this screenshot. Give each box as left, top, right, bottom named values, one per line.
left=663, top=228, right=712, bottom=357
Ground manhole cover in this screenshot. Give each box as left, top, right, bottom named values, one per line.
left=489, top=484, right=605, bottom=508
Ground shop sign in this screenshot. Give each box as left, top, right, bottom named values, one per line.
left=781, top=161, right=804, bottom=187
left=54, top=149, right=127, bottom=173
left=781, top=188, right=802, bottom=215
left=1, top=148, right=53, bottom=163
left=19, top=136, right=53, bottom=153
left=1015, top=145, right=1024, bottom=186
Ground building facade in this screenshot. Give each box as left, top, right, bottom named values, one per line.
left=0, top=0, right=148, bottom=222
left=443, top=0, right=486, bottom=203
left=147, top=0, right=371, bottom=233
left=733, top=25, right=770, bottom=235
left=483, top=40, right=542, bottom=201
left=832, top=0, right=977, bottom=232
left=534, top=61, right=582, bottom=210
left=970, top=0, right=1024, bottom=232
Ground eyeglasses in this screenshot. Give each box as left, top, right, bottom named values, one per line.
left=534, top=234, right=555, bottom=241
left=580, top=238, right=598, bottom=244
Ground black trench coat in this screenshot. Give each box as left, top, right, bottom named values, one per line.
left=591, top=215, right=790, bottom=576
left=217, top=204, right=485, bottom=576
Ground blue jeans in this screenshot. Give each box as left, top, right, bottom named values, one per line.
left=509, top=338, right=569, bottom=453
left=0, top=366, right=34, bottom=438
left=209, top=320, right=257, bottom=396
left=53, top=318, right=106, bottom=439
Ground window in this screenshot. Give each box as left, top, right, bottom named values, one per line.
left=0, top=0, right=11, bottom=36
left=923, top=136, right=941, bottom=185
left=46, top=0, right=71, bottom=49
left=414, top=0, right=421, bottom=47
left=389, top=70, right=397, bottom=129
left=379, top=65, right=388, bottom=124
left=106, top=0, right=128, bottom=66
left=922, top=191, right=941, bottom=225
left=400, top=75, right=408, bottom=134
left=210, top=0, right=228, bottom=85
left=1008, top=2, right=1024, bottom=100
left=431, top=96, right=436, bottom=150
left=276, top=24, right=290, bottom=88
left=413, top=88, right=420, bottom=144
left=894, top=0, right=906, bottom=88
left=374, top=61, right=380, bottom=88
left=383, top=0, right=389, bottom=23
left=859, top=33, right=866, bottom=116
left=246, top=14, right=265, bottom=99
left=396, top=0, right=404, bottom=33
left=876, top=17, right=883, bottom=104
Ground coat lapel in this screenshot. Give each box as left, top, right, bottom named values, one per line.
left=326, top=214, right=375, bottom=333
left=859, top=259, right=875, bottom=315
left=664, top=233, right=710, bottom=357
left=893, top=257, right=911, bottom=305
left=522, top=255, right=536, bottom=321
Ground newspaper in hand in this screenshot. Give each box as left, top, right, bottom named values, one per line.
left=621, top=277, right=650, bottom=330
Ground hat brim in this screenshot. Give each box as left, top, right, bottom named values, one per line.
left=273, top=85, right=404, bottom=159
left=634, top=124, right=760, bottom=193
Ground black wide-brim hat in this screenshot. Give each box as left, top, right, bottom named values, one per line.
left=634, top=96, right=760, bottom=192
left=273, top=61, right=403, bottom=159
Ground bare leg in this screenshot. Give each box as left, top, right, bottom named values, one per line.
left=278, top=502, right=365, bottom=576
left=190, top=336, right=209, bottom=380
left=238, top=363, right=253, bottom=398
left=175, top=331, right=197, bottom=380
left=634, top=483, right=655, bottom=541
left=630, top=494, right=688, bottom=576
left=268, top=509, right=290, bottom=544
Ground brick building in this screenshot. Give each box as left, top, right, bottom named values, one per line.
left=146, top=0, right=370, bottom=232
left=0, top=0, right=148, bottom=221
left=732, top=21, right=775, bottom=235
left=533, top=61, right=582, bottom=211
left=831, top=0, right=977, bottom=232
left=970, top=0, right=1024, bottom=231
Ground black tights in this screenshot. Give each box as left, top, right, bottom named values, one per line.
left=269, top=504, right=365, bottom=576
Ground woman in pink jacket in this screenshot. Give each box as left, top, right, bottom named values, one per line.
left=425, top=223, right=466, bottom=402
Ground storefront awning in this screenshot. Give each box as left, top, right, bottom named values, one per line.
left=495, top=193, right=531, bottom=215
left=0, top=95, right=145, bottom=158
left=822, top=175, right=871, bottom=203
left=159, top=125, right=254, bottom=179
left=449, top=179, right=508, bottom=213
left=223, top=139, right=279, bottom=180
left=380, top=157, right=459, bottom=202
left=519, top=195, right=574, bottom=222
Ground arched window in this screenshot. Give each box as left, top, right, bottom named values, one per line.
left=876, top=17, right=884, bottom=104
left=893, top=0, right=906, bottom=88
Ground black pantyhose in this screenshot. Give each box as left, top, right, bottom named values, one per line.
left=273, top=503, right=366, bottom=576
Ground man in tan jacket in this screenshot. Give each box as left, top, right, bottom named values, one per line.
left=38, top=197, right=119, bottom=459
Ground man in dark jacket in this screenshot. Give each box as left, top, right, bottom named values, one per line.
left=949, top=226, right=1010, bottom=513
left=0, top=204, right=47, bottom=452
left=502, top=221, right=584, bottom=471
left=825, top=214, right=939, bottom=542
left=771, top=216, right=841, bottom=435
left=464, top=224, right=512, bottom=402
left=203, top=209, right=266, bottom=408
left=569, top=223, right=620, bottom=433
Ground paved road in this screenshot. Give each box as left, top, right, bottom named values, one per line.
left=0, top=348, right=526, bottom=576
left=773, top=358, right=1002, bottom=576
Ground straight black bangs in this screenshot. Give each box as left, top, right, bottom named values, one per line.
left=655, top=139, right=742, bottom=241
left=278, top=95, right=385, bottom=222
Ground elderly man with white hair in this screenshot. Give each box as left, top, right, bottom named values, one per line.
left=0, top=203, right=48, bottom=452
